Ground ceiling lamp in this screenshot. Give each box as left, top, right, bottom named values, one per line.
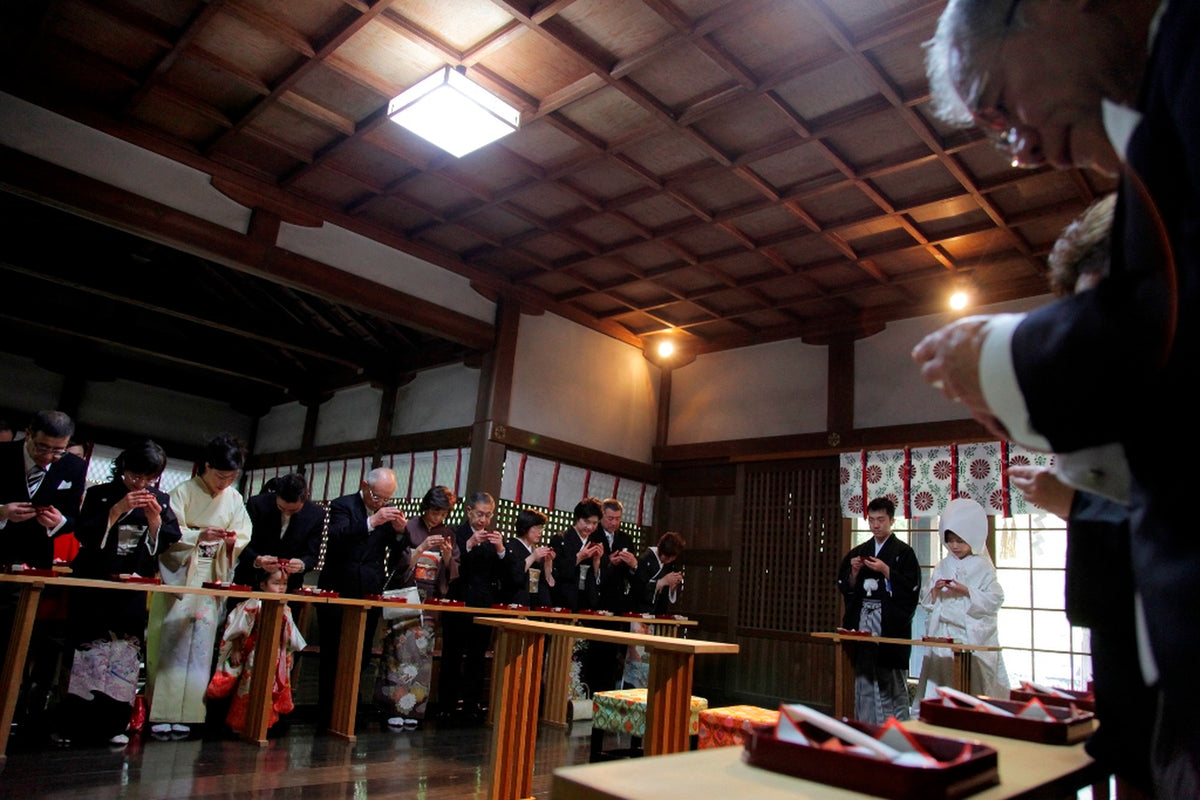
left=386, top=66, right=520, bottom=158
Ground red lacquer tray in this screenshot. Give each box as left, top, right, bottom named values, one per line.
left=919, top=697, right=1094, bottom=745
left=743, top=720, right=999, bottom=800
left=201, top=581, right=252, bottom=591
left=1008, top=688, right=1095, bottom=713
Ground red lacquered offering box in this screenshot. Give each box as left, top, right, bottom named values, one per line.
left=115, top=574, right=161, bottom=585
left=296, top=587, right=338, bottom=598
left=1008, top=688, right=1095, bottom=713
left=835, top=627, right=873, bottom=636
left=919, top=698, right=1094, bottom=745
left=743, top=721, right=999, bottom=800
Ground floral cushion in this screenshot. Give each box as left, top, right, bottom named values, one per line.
left=697, top=705, right=780, bottom=749
left=591, top=688, right=707, bottom=737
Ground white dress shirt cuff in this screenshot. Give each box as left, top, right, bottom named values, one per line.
left=979, top=313, right=1052, bottom=451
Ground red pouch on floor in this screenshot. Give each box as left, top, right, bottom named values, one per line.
left=128, top=694, right=147, bottom=734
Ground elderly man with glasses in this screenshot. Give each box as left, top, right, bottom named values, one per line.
left=314, top=466, right=408, bottom=730
left=0, top=409, right=86, bottom=570
left=916, top=0, right=1199, bottom=794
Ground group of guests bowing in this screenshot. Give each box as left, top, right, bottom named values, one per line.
left=1, top=410, right=684, bottom=747
left=318, top=475, right=686, bottom=729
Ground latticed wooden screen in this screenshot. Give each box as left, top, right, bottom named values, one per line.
left=739, top=458, right=843, bottom=633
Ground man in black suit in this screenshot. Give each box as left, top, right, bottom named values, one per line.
left=0, top=410, right=87, bottom=569
left=0, top=410, right=88, bottom=732
left=238, top=472, right=325, bottom=592
left=918, top=0, right=1198, bottom=792
left=439, top=490, right=505, bottom=723
left=837, top=497, right=920, bottom=724
left=582, top=498, right=639, bottom=694
left=314, top=467, right=407, bottom=728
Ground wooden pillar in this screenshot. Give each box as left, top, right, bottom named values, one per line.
left=655, top=366, right=672, bottom=449
left=467, top=295, right=520, bottom=498
left=827, top=336, right=854, bottom=435
left=373, top=382, right=398, bottom=469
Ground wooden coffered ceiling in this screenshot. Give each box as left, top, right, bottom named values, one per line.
left=0, top=0, right=1116, bottom=414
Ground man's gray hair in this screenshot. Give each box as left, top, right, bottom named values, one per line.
left=925, top=0, right=1026, bottom=127
left=366, top=466, right=396, bottom=486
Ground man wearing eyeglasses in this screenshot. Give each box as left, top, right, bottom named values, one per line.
left=917, top=1, right=1199, bottom=794
left=0, top=409, right=87, bottom=569
left=440, top=491, right=504, bottom=724
left=1, top=409, right=88, bottom=730
left=314, top=467, right=408, bottom=730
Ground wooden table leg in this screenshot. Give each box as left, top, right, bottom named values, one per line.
left=644, top=648, right=694, bottom=756
left=329, top=605, right=368, bottom=742
left=831, top=639, right=855, bottom=720
left=540, top=633, right=574, bottom=728
left=0, top=582, right=44, bottom=762
left=953, top=650, right=972, bottom=694
left=488, top=628, right=544, bottom=800
left=239, top=598, right=285, bottom=746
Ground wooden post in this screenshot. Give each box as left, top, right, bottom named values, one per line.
left=238, top=597, right=286, bottom=745
left=0, top=582, right=44, bottom=763
left=488, top=627, right=545, bottom=800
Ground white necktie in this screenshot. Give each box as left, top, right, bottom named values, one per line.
left=27, top=465, right=45, bottom=498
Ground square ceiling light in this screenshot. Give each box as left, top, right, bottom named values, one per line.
left=386, top=66, right=520, bottom=158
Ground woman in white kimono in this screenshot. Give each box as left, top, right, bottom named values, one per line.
left=145, top=434, right=252, bottom=736
left=915, top=498, right=1010, bottom=703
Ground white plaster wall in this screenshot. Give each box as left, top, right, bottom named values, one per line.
left=255, top=401, right=308, bottom=454
left=79, top=379, right=252, bottom=445
left=0, top=91, right=251, bottom=233
left=509, top=313, right=659, bottom=464
left=0, top=352, right=251, bottom=444
left=394, top=363, right=479, bottom=434
left=0, top=353, right=64, bottom=417
left=668, top=338, right=828, bottom=445
left=277, top=223, right=496, bottom=324
left=854, top=295, right=1054, bottom=428
left=314, top=383, right=383, bottom=447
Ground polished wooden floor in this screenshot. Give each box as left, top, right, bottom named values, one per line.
left=0, top=706, right=602, bottom=799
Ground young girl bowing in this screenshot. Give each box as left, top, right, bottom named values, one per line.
left=915, top=498, right=1010, bottom=703
left=211, top=568, right=306, bottom=735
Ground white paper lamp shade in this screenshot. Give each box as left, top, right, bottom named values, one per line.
left=387, top=67, right=520, bottom=158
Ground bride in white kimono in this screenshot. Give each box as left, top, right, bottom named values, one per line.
left=145, top=434, right=252, bottom=736
left=915, top=498, right=1010, bottom=703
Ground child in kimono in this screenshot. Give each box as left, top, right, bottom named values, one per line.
left=915, top=498, right=1010, bottom=704
left=212, top=568, right=306, bottom=735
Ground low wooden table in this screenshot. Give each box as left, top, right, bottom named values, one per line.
left=552, top=719, right=1106, bottom=800
left=531, top=614, right=697, bottom=730
left=0, top=574, right=698, bottom=761
left=811, top=631, right=1003, bottom=719
left=477, top=617, right=738, bottom=800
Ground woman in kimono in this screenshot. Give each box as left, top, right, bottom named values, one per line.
left=621, top=531, right=685, bottom=689
left=376, top=485, right=458, bottom=729
left=58, top=440, right=182, bottom=746
left=501, top=508, right=555, bottom=606
left=145, top=433, right=251, bottom=737
left=915, top=498, right=1010, bottom=702
left=212, top=568, right=306, bottom=735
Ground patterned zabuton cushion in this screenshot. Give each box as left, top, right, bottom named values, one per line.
left=697, top=705, right=780, bottom=749
left=591, top=688, right=708, bottom=737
